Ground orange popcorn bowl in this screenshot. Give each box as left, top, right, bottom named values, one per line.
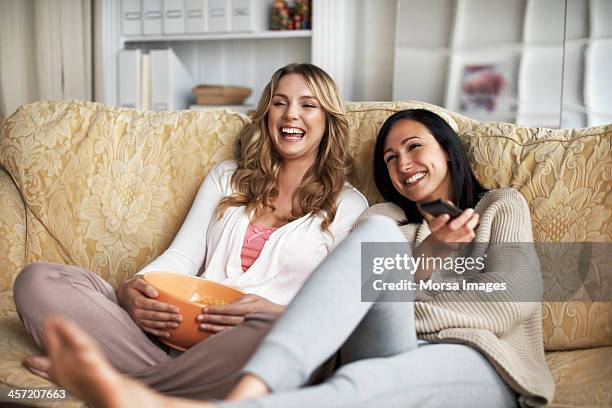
left=143, top=272, right=244, bottom=351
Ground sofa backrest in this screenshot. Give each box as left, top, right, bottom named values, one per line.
left=0, top=99, right=610, bottom=351
left=0, top=100, right=246, bottom=286
left=0, top=166, right=25, bottom=290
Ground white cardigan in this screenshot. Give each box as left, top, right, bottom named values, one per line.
left=138, top=160, right=368, bottom=304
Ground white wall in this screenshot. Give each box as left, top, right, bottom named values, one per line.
left=344, top=0, right=396, bottom=101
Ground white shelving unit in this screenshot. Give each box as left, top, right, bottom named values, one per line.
left=100, top=0, right=348, bottom=108
left=392, top=0, right=612, bottom=128
left=123, top=29, right=312, bottom=42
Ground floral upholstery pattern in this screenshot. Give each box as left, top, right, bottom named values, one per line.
left=0, top=100, right=610, bottom=406
left=545, top=347, right=612, bottom=407
left=0, top=101, right=247, bottom=287
left=0, top=168, right=25, bottom=291
left=0, top=291, right=83, bottom=407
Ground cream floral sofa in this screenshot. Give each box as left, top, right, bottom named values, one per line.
left=0, top=100, right=610, bottom=407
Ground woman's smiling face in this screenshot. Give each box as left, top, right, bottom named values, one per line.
left=267, top=73, right=326, bottom=166
left=383, top=119, right=452, bottom=204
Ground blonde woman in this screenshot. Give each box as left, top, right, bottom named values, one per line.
left=13, top=63, right=368, bottom=398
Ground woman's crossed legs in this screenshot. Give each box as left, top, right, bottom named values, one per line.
left=13, top=262, right=277, bottom=398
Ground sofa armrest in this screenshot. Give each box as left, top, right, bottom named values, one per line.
left=0, top=166, right=26, bottom=291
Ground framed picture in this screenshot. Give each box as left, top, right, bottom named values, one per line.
left=460, top=64, right=508, bottom=113
left=445, top=49, right=519, bottom=121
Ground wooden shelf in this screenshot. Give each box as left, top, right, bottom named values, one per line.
left=123, top=30, right=312, bottom=43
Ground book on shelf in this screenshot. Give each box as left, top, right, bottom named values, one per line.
left=140, top=53, right=151, bottom=110
left=150, top=49, right=194, bottom=111
left=117, top=48, right=194, bottom=111
left=117, top=49, right=142, bottom=109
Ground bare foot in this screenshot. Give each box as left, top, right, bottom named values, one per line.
left=23, top=355, right=52, bottom=381
left=43, top=316, right=218, bottom=408
left=225, top=373, right=270, bottom=401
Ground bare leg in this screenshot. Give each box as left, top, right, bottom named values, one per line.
left=44, top=316, right=217, bottom=408
left=225, top=374, right=269, bottom=401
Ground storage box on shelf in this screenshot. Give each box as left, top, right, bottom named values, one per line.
left=117, top=48, right=194, bottom=111
left=122, top=0, right=272, bottom=36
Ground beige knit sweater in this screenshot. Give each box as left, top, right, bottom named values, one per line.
left=356, top=188, right=555, bottom=407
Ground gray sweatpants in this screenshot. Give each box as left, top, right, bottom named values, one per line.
left=222, top=216, right=517, bottom=408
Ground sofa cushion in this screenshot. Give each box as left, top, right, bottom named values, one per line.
left=0, top=290, right=83, bottom=406
left=0, top=167, right=26, bottom=291
left=513, top=126, right=611, bottom=349
left=546, top=347, right=612, bottom=407
left=463, top=122, right=611, bottom=350
left=0, top=100, right=248, bottom=287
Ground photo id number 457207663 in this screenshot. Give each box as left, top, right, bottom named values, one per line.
left=1, top=386, right=69, bottom=401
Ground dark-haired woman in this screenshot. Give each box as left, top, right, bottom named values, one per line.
left=40, top=109, right=555, bottom=407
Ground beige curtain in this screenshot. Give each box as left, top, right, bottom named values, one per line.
left=0, top=0, right=93, bottom=119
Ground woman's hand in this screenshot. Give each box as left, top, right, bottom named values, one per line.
left=197, top=294, right=284, bottom=334
left=116, top=277, right=182, bottom=338
left=424, top=208, right=479, bottom=246
left=412, top=209, right=480, bottom=282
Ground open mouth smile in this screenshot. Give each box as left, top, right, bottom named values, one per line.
left=280, top=127, right=305, bottom=142
left=403, top=171, right=426, bottom=187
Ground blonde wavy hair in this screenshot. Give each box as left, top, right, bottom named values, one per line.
left=215, top=63, right=351, bottom=231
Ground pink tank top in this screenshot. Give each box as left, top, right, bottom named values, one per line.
left=240, top=223, right=278, bottom=272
